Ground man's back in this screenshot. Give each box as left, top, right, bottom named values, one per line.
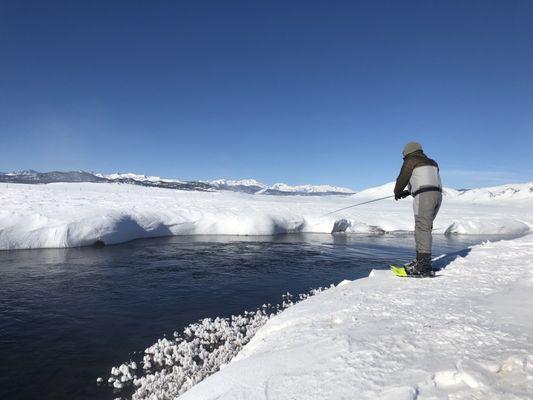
left=394, top=150, right=441, bottom=198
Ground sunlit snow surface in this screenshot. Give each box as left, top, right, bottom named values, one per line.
left=0, top=181, right=532, bottom=250
left=177, top=234, right=533, bottom=400
left=1, top=181, right=533, bottom=399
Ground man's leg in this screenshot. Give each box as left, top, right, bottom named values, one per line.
left=414, top=192, right=442, bottom=274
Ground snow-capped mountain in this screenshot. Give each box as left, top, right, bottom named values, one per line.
left=0, top=170, right=212, bottom=191
left=96, top=172, right=182, bottom=183
left=3, top=170, right=529, bottom=199
left=93, top=172, right=212, bottom=191
left=209, top=179, right=267, bottom=194
left=208, top=180, right=355, bottom=195
left=0, top=170, right=355, bottom=196
left=0, top=170, right=107, bottom=184
left=259, top=183, right=355, bottom=196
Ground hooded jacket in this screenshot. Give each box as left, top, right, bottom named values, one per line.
left=394, top=150, right=441, bottom=198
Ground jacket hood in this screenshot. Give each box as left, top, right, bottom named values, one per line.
left=403, top=149, right=424, bottom=160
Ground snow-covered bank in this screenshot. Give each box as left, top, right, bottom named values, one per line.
left=105, top=290, right=330, bottom=397
left=176, top=234, right=533, bottom=400
left=0, top=182, right=532, bottom=250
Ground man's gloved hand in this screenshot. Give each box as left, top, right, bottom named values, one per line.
left=395, top=190, right=411, bottom=200
left=400, top=190, right=411, bottom=199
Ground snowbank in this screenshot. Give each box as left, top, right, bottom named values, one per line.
left=444, top=219, right=530, bottom=235
left=105, top=290, right=330, bottom=398
left=177, top=234, right=533, bottom=400
left=0, top=182, right=532, bottom=250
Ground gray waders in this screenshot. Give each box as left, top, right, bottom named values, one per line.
left=413, top=191, right=442, bottom=271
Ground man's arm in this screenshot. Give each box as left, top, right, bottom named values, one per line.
left=394, top=159, right=414, bottom=199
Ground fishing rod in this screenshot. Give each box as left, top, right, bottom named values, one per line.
left=322, top=195, right=396, bottom=216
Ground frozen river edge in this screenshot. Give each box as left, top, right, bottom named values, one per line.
left=2, top=181, right=532, bottom=398
left=175, top=234, right=533, bottom=400
left=1, top=182, right=532, bottom=250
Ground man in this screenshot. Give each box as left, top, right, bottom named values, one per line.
left=394, top=142, right=442, bottom=277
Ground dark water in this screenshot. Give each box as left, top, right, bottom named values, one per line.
left=0, top=233, right=517, bottom=400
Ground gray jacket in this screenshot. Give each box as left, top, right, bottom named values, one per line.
left=394, top=150, right=441, bottom=198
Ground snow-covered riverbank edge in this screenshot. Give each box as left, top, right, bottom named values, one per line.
left=176, top=234, right=533, bottom=400
left=1, top=182, right=532, bottom=250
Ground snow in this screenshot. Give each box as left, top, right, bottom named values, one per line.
left=177, top=234, right=533, bottom=400
left=96, top=172, right=181, bottom=183
left=209, top=178, right=267, bottom=189
left=444, top=219, right=530, bottom=235
left=107, top=290, right=330, bottom=399
left=356, top=182, right=533, bottom=201
left=95, top=173, right=356, bottom=195
left=262, top=183, right=355, bottom=194
left=352, top=181, right=397, bottom=198
left=0, top=181, right=532, bottom=250
left=207, top=179, right=355, bottom=195
left=453, top=183, right=533, bottom=201
left=2, top=180, right=532, bottom=399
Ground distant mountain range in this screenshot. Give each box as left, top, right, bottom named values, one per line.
left=208, top=179, right=355, bottom=195
left=2, top=170, right=531, bottom=199
left=0, top=170, right=356, bottom=196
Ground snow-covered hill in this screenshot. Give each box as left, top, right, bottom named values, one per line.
left=0, top=180, right=532, bottom=250
left=355, top=181, right=533, bottom=201
left=353, top=182, right=397, bottom=198
left=452, top=183, right=533, bottom=201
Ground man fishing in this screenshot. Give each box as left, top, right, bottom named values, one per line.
left=394, top=142, right=442, bottom=277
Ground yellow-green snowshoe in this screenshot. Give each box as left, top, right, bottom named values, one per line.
left=390, top=265, right=408, bottom=277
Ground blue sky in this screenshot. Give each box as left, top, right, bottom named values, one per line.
left=0, top=1, right=532, bottom=189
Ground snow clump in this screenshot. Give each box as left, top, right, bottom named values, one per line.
left=104, top=287, right=331, bottom=399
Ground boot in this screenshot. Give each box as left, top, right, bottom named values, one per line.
left=403, top=258, right=419, bottom=275
left=417, top=252, right=435, bottom=277
left=403, top=253, right=435, bottom=277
